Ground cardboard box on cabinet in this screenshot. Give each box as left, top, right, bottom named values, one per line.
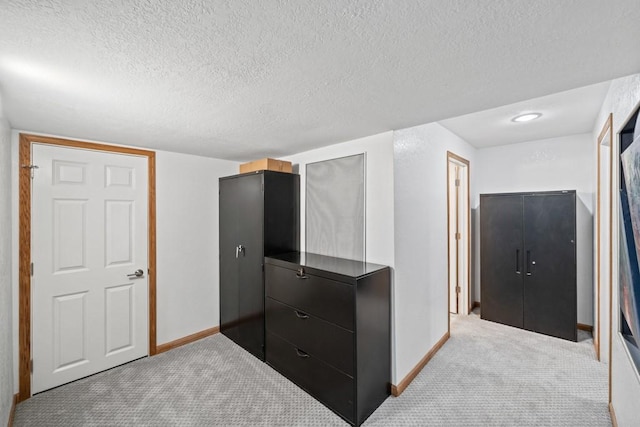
left=239, top=158, right=292, bottom=174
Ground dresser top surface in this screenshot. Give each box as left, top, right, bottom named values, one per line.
left=265, top=252, right=388, bottom=279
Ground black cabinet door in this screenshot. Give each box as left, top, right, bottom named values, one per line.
left=219, top=174, right=265, bottom=359
left=219, top=177, right=240, bottom=343
left=523, top=193, right=577, bottom=341
left=480, top=195, right=524, bottom=328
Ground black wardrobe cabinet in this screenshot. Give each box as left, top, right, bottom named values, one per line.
left=219, top=171, right=299, bottom=360
left=480, top=190, right=578, bottom=341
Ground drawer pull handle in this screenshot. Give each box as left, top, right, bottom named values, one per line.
left=296, top=267, right=309, bottom=279
left=294, top=310, right=309, bottom=319
left=295, top=348, right=310, bottom=358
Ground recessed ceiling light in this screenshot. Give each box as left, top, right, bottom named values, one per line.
left=511, top=113, right=542, bottom=122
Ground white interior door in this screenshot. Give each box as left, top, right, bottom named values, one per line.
left=448, top=164, right=458, bottom=313
left=448, top=159, right=470, bottom=315
left=457, top=164, right=469, bottom=314
left=31, top=143, right=149, bottom=394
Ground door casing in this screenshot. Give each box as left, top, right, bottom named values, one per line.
left=595, top=113, right=613, bottom=362
left=18, top=133, right=157, bottom=401
left=446, top=151, right=471, bottom=328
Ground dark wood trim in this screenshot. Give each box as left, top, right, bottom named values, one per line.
left=156, top=327, right=220, bottom=354
left=19, top=134, right=156, bottom=157
left=577, top=323, right=593, bottom=333
left=390, top=331, right=450, bottom=397
left=609, top=402, right=618, bottom=427
left=7, top=394, right=17, bottom=427
left=18, top=135, right=31, bottom=402
left=472, top=301, right=481, bottom=310
left=18, top=133, right=157, bottom=401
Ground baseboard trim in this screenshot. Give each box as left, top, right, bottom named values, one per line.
left=7, top=394, right=17, bottom=427
left=577, top=323, right=593, bottom=333
left=609, top=402, right=618, bottom=427
left=472, top=301, right=481, bottom=309
left=156, top=326, right=220, bottom=354
left=391, top=331, right=450, bottom=397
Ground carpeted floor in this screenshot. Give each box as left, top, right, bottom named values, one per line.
left=14, top=313, right=610, bottom=426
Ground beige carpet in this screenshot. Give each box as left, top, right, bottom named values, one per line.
left=14, top=312, right=610, bottom=426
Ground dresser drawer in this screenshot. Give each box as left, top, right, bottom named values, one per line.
left=266, top=331, right=354, bottom=424
left=265, top=297, right=354, bottom=376
left=265, top=264, right=354, bottom=330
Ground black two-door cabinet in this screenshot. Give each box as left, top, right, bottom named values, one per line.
left=480, top=190, right=578, bottom=341
left=219, top=171, right=299, bottom=361
left=264, top=252, right=391, bottom=426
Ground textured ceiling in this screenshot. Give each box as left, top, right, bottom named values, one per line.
left=439, top=81, right=612, bottom=148
left=0, top=1, right=639, bottom=160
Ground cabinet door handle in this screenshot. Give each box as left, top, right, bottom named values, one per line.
left=515, top=249, right=521, bottom=274
left=235, top=245, right=245, bottom=258
left=295, top=348, right=310, bottom=358
left=295, top=267, right=308, bottom=279
left=526, top=250, right=532, bottom=276
left=294, top=310, right=309, bottom=319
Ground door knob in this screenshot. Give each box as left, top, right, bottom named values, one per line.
left=127, top=269, right=144, bottom=279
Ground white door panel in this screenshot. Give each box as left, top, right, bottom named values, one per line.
left=448, top=164, right=458, bottom=313
left=32, top=144, right=148, bottom=394
left=448, top=159, right=469, bottom=315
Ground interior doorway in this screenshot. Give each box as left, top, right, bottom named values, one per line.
left=596, top=114, right=613, bottom=363
left=447, top=152, right=471, bottom=316
left=18, top=134, right=157, bottom=401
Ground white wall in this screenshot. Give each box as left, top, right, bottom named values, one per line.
left=477, top=134, right=595, bottom=204
left=283, top=131, right=396, bottom=379
left=595, top=73, right=640, bottom=427
left=156, top=151, right=237, bottom=344
left=476, top=134, right=595, bottom=326
left=0, top=100, right=14, bottom=426
left=282, top=132, right=395, bottom=268
left=393, top=122, right=477, bottom=383
left=10, top=131, right=239, bottom=391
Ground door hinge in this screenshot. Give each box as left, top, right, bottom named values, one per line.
left=30, top=262, right=34, bottom=276
left=455, top=232, right=461, bottom=240
left=21, top=164, right=39, bottom=179
left=456, top=286, right=461, bottom=293
left=455, top=178, right=460, bottom=187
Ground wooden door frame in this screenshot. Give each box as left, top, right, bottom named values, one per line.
left=446, top=151, right=471, bottom=330
left=18, top=133, right=157, bottom=402
left=595, top=114, right=613, bottom=362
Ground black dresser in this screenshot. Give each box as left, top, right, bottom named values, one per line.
left=264, top=252, right=391, bottom=426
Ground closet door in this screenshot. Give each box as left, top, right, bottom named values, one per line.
left=523, top=193, right=577, bottom=341
left=219, top=177, right=241, bottom=342
left=480, top=195, right=524, bottom=328
left=220, top=174, right=265, bottom=359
